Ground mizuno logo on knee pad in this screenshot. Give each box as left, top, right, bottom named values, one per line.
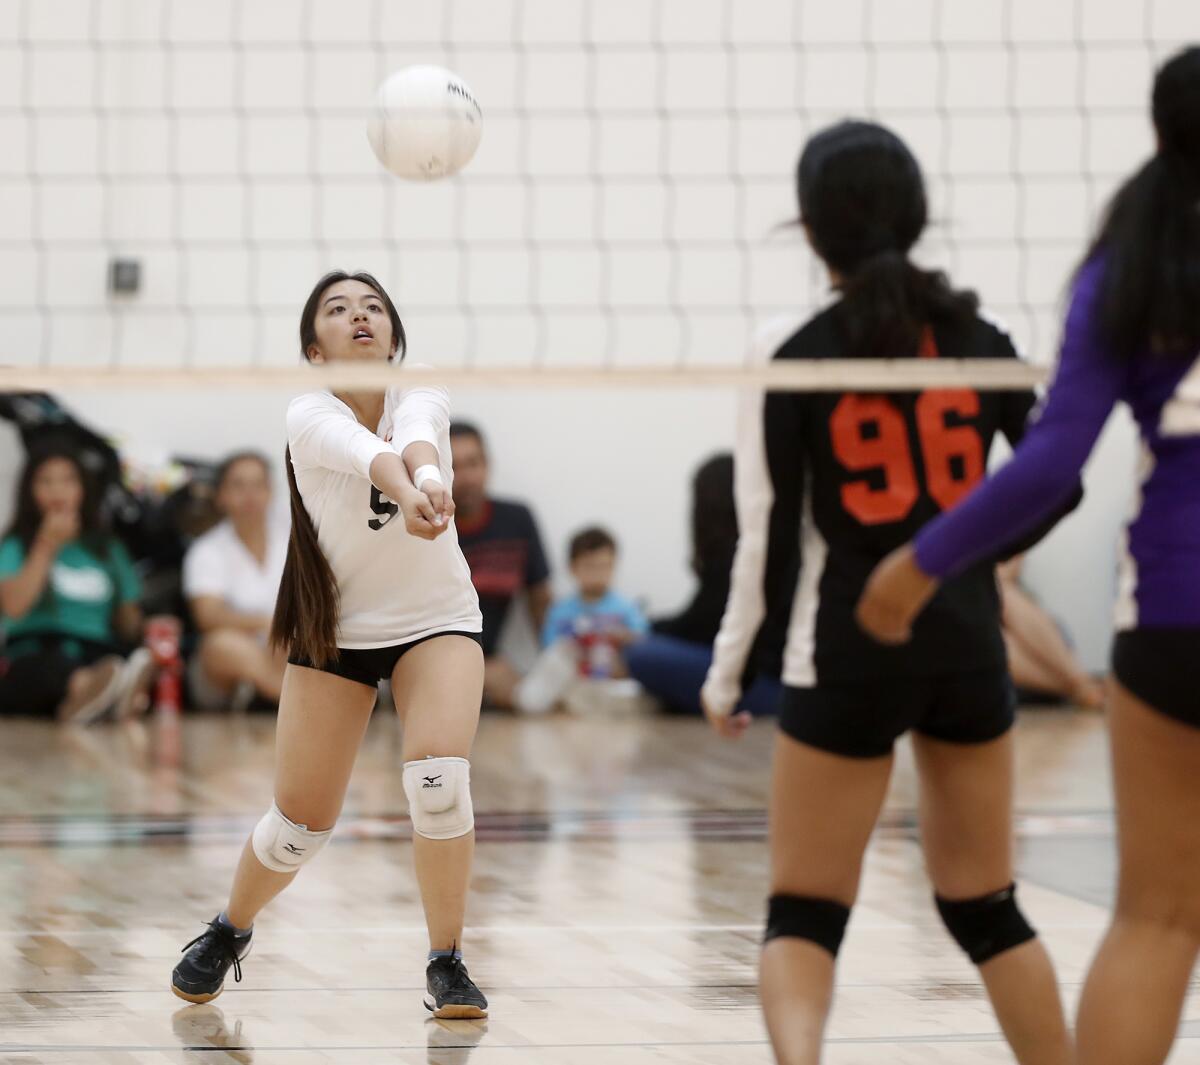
left=404, top=757, right=474, bottom=840
left=251, top=803, right=333, bottom=874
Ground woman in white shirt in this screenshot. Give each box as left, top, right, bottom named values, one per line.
left=171, top=271, right=488, bottom=1019
left=183, top=452, right=288, bottom=711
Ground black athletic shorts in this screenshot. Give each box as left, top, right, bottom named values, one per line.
left=1112, top=627, right=1200, bottom=728
left=779, top=669, right=1016, bottom=759
left=289, top=630, right=481, bottom=690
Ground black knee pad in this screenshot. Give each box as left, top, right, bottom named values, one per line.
left=936, top=882, right=1036, bottom=965
left=764, top=895, right=851, bottom=957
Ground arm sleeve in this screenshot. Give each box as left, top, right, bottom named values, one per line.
left=916, top=262, right=1125, bottom=579
left=108, top=540, right=141, bottom=604
left=388, top=378, right=451, bottom=458
left=523, top=508, right=551, bottom=588
left=983, top=315, right=1039, bottom=449
left=987, top=322, right=1084, bottom=561
left=702, top=385, right=805, bottom=716
left=287, top=392, right=391, bottom=479
left=0, top=537, right=25, bottom=579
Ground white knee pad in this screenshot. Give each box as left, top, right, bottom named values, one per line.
left=251, top=802, right=333, bottom=873
left=403, top=756, right=474, bottom=840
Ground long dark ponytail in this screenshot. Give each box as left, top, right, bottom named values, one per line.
left=1082, top=46, right=1200, bottom=359
left=270, top=270, right=407, bottom=666
left=797, top=120, right=977, bottom=359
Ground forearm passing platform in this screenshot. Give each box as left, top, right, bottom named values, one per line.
left=403, top=756, right=474, bottom=839
left=252, top=802, right=333, bottom=873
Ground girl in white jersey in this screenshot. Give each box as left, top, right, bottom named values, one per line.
left=170, top=271, right=489, bottom=1019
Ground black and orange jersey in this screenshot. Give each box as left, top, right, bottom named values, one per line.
left=704, top=304, right=1034, bottom=710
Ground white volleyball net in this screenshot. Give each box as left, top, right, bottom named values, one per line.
left=2, top=0, right=1193, bottom=392
left=1, top=0, right=1191, bottom=670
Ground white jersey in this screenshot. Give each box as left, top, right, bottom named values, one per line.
left=286, top=373, right=482, bottom=649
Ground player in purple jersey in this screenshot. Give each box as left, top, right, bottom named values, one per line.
left=859, top=47, right=1200, bottom=1065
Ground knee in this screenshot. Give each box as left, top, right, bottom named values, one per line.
left=763, top=894, right=851, bottom=958
left=403, top=756, right=474, bottom=840
left=1116, top=889, right=1200, bottom=942
left=251, top=801, right=334, bottom=873
left=201, top=629, right=251, bottom=666
left=936, top=882, right=1037, bottom=965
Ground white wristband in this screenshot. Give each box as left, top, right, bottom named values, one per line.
left=413, top=465, right=444, bottom=492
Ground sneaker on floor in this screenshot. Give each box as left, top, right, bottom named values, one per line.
left=114, top=648, right=157, bottom=721
left=424, top=955, right=488, bottom=1019
left=172, top=917, right=252, bottom=1004
left=57, top=656, right=124, bottom=725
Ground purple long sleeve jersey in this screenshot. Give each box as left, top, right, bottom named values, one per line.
left=915, top=258, right=1200, bottom=629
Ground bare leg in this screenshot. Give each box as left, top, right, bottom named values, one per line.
left=1076, top=682, right=1200, bottom=1065
left=1004, top=633, right=1071, bottom=699
left=56, top=658, right=122, bottom=722
left=198, top=630, right=288, bottom=703
left=1001, top=581, right=1103, bottom=708
left=392, top=636, right=484, bottom=952
left=760, top=733, right=893, bottom=1065
left=913, top=730, right=1071, bottom=1065
left=224, top=665, right=376, bottom=928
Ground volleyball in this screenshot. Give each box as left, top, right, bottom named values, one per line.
left=367, top=65, right=483, bottom=181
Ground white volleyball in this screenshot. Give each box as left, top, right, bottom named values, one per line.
left=367, top=65, right=482, bottom=181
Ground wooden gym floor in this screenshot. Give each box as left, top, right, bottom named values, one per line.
left=0, top=707, right=1196, bottom=1064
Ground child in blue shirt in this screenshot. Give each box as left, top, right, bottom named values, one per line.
left=542, top=527, right=647, bottom=677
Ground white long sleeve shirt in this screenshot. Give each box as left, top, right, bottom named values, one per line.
left=286, top=372, right=482, bottom=648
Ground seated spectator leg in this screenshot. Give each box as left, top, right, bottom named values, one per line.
left=198, top=629, right=286, bottom=706
left=1003, top=631, right=1066, bottom=702
left=624, top=634, right=715, bottom=715
left=0, top=648, right=73, bottom=718
left=483, top=655, right=521, bottom=710
left=1000, top=580, right=1104, bottom=708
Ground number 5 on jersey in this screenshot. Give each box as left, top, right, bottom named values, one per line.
left=830, top=391, right=984, bottom=525
left=368, top=486, right=399, bottom=531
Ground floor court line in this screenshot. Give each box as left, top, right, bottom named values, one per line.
left=9, top=1035, right=1200, bottom=1053
left=0, top=917, right=1112, bottom=938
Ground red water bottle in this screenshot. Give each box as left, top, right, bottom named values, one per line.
left=145, top=616, right=183, bottom=767
left=145, top=615, right=183, bottom=715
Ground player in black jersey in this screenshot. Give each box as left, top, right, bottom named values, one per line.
left=701, top=122, right=1072, bottom=1065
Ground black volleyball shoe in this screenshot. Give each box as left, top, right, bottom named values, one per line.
left=171, top=917, right=252, bottom=1004
left=424, top=955, right=488, bottom=1019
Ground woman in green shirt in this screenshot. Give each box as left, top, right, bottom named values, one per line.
left=0, top=444, right=144, bottom=722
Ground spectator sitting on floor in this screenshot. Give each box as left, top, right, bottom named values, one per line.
left=182, top=451, right=288, bottom=711
left=0, top=443, right=151, bottom=723
left=998, top=556, right=1105, bottom=709
left=450, top=421, right=552, bottom=709
left=542, top=526, right=648, bottom=668
left=625, top=453, right=785, bottom=716
left=513, top=526, right=648, bottom=714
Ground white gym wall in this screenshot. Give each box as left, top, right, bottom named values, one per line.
left=4, top=0, right=1195, bottom=668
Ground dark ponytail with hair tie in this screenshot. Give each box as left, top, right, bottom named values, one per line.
left=1083, top=45, right=1200, bottom=359
left=798, top=121, right=978, bottom=360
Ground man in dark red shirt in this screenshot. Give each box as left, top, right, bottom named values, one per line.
left=450, top=423, right=552, bottom=709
